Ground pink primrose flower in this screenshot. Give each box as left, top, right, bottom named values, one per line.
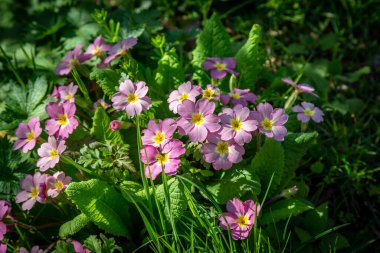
left=72, top=240, right=91, bottom=253
left=36, top=136, right=66, bottom=172
left=15, top=173, right=48, bottom=210
left=168, top=82, right=201, bottom=114
left=47, top=171, right=72, bottom=198
left=292, top=102, right=324, bottom=123
left=45, top=102, right=78, bottom=139
left=252, top=103, right=288, bottom=142
left=219, top=104, right=258, bottom=146
left=109, top=120, right=121, bottom=131
left=56, top=44, right=83, bottom=76
left=0, top=201, right=11, bottom=241
left=142, top=118, right=177, bottom=148
left=220, top=88, right=257, bottom=107
left=104, top=38, right=137, bottom=64
left=177, top=99, right=221, bottom=143
left=93, top=98, right=110, bottom=110
left=219, top=198, right=261, bottom=240
left=111, top=79, right=152, bottom=117
left=201, top=84, right=220, bottom=101
left=281, top=78, right=318, bottom=97
left=80, top=35, right=111, bottom=62
left=59, top=82, right=78, bottom=103
left=13, top=117, right=42, bottom=153
left=19, top=246, right=44, bottom=253
left=203, top=57, right=238, bottom=79
left=141, top=139, right=185, bottom=180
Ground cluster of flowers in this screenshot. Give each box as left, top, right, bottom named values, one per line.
left=13, top=82, right=79, bottom=210
left=56, top=36, right=137, bottom=75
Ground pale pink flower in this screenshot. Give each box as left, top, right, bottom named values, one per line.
left=16, top=173, right=48, bottom=210
left=167, top=82, right=201, bottom=114
left=219, top=104, right=258, bottom=145
left=252, top=103, right=288, bottom=142
left=45, top=102, right=78, bottom=139
left=72, top=240, right=91, bottom=253
left=80, top=35, right=111, bottom=61
left=177, top=99, right=221, bottom=142
left=104, top=38, right=138, bottom=64
left=47, top=172, right=72, bottom=198
left=142, top=119, right=177, bottom=148
left=13, top=117, right=42, bottom=153
left=219, top=198, right=261, bottom=240
left=281, top=78, right=318, bottom=97
left=36, top=136, right=66, bottom=172
left=220, top=88, right=257, bottom=107
left=56, top=44, right=83, bottom=76
left=201, top=134, right=245, bottom=170
left=203, top=57, right=238, bottom=79
left=19, top=246, right=43, bottom=253
left=292, top=102, right=324, bottom=123
left=202, top=84, right=220, bottom=101
left=59, top=82, right=78, bottom=103
left=141, top=140, right=185, bottom=180
left=111, top=79, right=152, bottom=117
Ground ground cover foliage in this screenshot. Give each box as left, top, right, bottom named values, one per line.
left=0, top=0, right=379, bottom=252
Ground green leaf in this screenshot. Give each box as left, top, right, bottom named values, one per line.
left=280, top=132, right=318, bottom=188
left=235, top=24, right=262, bottom=89
left=27, top=76, right=48, bottom=111
left=156, top=177, right=187, bottom=221
left=65, top=179, right=131, bottom=238
left=155, top=48, right=185, bottom=94
left=59, top=213, right=91, bottom=238
left=90, top=107, right=122, bottom=143
left=303, top=203, right=328, bottom=235
left=119, top=180, right=146, bottom=203
left=260, top=199, right=314, bottom=225
left=206, top=167, right=261, bottom=204
left=90, top=68, right=120, bottom=98
left=250, top=138, right=284, bottom=196
left=191, top=15, right=232, bottom=68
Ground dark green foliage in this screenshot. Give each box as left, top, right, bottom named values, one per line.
left=0, top=136, right=34, bottom=200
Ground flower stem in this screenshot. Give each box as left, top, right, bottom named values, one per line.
left=256, top=134, right=262, bottom=152
left=301, top=121, right=308, bottom=132
left=284, top=91, right=297, bottom=111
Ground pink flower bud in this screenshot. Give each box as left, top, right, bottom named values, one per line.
left=109, top=120, right=121, bottom=131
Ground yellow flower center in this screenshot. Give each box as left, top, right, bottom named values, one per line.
left=191, top=113, right=204, bottom=125
left=203, top=89, right=214, bottom=100
left=215, top=141, right=229, bottom=156
left=69, top=57, right=77, bottom=67
left=58, top=114, right=69, bottom=126
left=230, top=93, right=241, bottom=99
left=29, top=187, right=39, bottom=198
left=27, top=131, right=35, bottom=141
left=304, top=108, right=315, bottom=116
left=179, top=93, right=189, bottom=101
left=127, top=93, right=138, bottom=103
left=262, top=118, right=273, bottom=130
left=231, top=118, right=243, bottom=131
left=155, top=153, right=169, bottom=165
left=92, top=47, right=101, bottom=56
left=50, top=149, right=58, bottom=160
left=153, top=131, right=165, bottom=145
left=236, top=215, right=250, bottom=228
left=65, top=93, right=72, bottom=101
left=215, top=62, right=226, bottom=71
left=55, top=180, right=64, bottom=190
